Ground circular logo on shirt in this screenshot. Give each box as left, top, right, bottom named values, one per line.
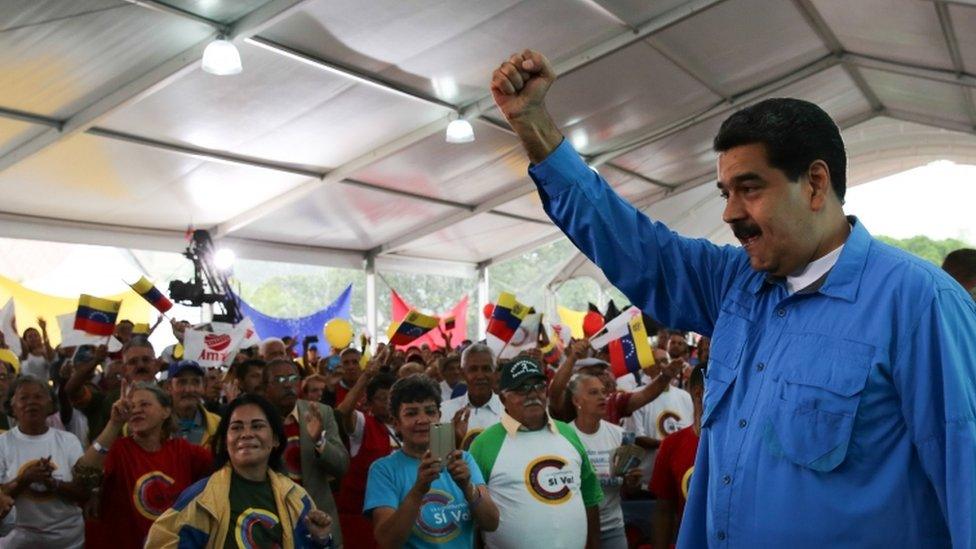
left=283, top=433, right=302, bottom=482
left=235, top=507, right=281, bottom=549
left=16, top=459, right=58, bottom=501
left=460, top=428, right=483, bottom=451
left=657, top=411, right=683, bottom=439
left=524, top=456, right=575, bottom=505
left=681, top=466, right=695, bottom=499
left=414, top=488, right=467, bottom=543
left=133, top=471, right=177, bottom=519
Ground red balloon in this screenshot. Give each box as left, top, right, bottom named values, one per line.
left=582, top=311, right=605, bottom=338
left=483, top=303, right=495, bottom=319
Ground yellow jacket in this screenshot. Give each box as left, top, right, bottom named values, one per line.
left=145, top=465, right=331, bottom=548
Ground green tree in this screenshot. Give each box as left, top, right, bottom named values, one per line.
left=875, top=235, right=972, bottom=266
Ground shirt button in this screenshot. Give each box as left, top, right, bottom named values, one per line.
left=717, top=531, right=727, bottom=541
left=722, top=475, right=732, bottom=485
left=738, top=419, right=747, bottom=428
left=776, top=308, right=786, bottom=317
left=757, top=362, right=766, bottom=371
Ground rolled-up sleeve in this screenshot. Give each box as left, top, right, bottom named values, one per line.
left=529, top=139, right=745, bottom=335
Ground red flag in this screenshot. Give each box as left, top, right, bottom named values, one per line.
left=390, top=290, right=468, bottom=350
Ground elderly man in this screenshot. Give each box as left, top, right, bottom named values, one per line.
left=491, top=50, right=976, bottom=547
left=264, top=358, right=349, bottom=546
left=469, top=356, right=603, bottom=549
left=441, top=343, right=503, bottom=450
left=166, top=360, right=220, bottom=448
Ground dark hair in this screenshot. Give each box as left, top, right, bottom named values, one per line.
left=389, top=374, right=441, bottom=418
left=118, top=319, right=134, bottom=327
left=121, top=336, right=155, bottom=355
left=5, top=376, right=58, bottom=417
left=213, top=394, right=286, bottom=472
left=235, top=359, right=266, bottom=381
left=942, top=248, right=976, bottom=281
left=367, top=372, right=396, bottom=401
left=263, top=358, right=298, bottom=383
left=339, top=347, right=361, bottom=359
left=713, top=98, right=847, bottom=202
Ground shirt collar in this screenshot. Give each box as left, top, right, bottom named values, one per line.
left=748, top=216, right=869, bottom=303
left=470, top=392, right=503, bottom=414
left=500, top=411, right=557, bottom=437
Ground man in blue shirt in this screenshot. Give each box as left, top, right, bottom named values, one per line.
left=489, top=49, right=976, bottom=547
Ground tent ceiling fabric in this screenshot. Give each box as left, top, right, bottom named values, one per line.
left=0, top=0, right=975, bottom=278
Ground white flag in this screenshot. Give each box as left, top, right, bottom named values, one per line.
left=589, top=307, right=642, bottom=349
left=498, top=313, right=543, bottom=359
left=0, top=300, right=21, bottom=357
left=183, top=327, right=246, bottom=368
left=211, top=317, right=261, bottom=348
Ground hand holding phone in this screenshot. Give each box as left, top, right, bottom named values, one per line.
left=429, top=423, right=455, bottom=470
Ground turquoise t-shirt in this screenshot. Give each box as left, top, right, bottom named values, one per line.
left=364, top=449, right=485, bottom=548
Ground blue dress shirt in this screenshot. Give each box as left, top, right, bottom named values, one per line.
left=529, top=139, right=976, bottom=548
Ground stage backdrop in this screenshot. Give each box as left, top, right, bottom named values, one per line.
left=233, top=284, right=352, bottom=353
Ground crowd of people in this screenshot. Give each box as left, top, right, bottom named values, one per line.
left=0, top=311, right=718, bottom=548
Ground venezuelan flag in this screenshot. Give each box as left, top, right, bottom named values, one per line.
left=130, top=276, right=173, bottom=313
left=608, top=314, right=655, bottom=378
left=486, top=292, right=529, bottom=343
left=388, top=310, right=439, bottom=346
left=74, top=295, right=121, bottom=336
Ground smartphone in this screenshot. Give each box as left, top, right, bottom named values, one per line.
left=429, top=423, right=455, bottom=469
left=73, top=345, right=95, bottom=365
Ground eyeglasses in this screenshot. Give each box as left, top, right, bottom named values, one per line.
left=509, top=382, right=546, bottom=396
left=273, top=374, right=300, bottom=384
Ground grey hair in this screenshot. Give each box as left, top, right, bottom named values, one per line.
left=567, top=373, right=601, bottom=398
left=5, top=375, right=58, bottom=416
left=461, top=342, right=494, bottom=368
left=260, top=337, right=284, bottom=355
left=122, top=336, right=155, bottom=355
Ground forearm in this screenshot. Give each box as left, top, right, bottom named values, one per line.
left=635, top=436, right=661, bottom=450
left=375, top=492, right=424, bottom=548
left=627, top=376, right=671, bottom=414
left=336, top=376, right=369, bottom=427
left=467, top=485, right=499, bottom=532
left=584, top=505, right=600, bottom=549
left=78, top=420, right=123, bottom=470
left=548, top=353, right=576, bottom=413
left=507, top=109, right=563, bottom=165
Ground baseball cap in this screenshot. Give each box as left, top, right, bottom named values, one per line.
left=0, top=349, right=19, bottom=374
left=573, top=357, right=610, bottom=373
left=499, top=357, right=546, bottom=392
left=168, top=359, right=205, bottom=379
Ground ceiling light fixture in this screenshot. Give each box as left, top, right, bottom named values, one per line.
left=202, top=36, right=242, bottom=75
left=213, top=248, right=236, bottom=271
left=446, top=118, right=475, bottom=144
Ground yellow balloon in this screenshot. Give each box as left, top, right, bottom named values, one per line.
left=324, top=318, right=353, bottom=349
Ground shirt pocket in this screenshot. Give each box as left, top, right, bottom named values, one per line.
left=765, top=333, right=873, bottom=472
left=701, top=302, right=751, bottom=428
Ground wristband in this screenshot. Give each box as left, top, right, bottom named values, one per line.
left=93, top=441, right=110, bottom=455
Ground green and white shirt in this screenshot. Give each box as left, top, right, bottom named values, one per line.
left=469, top=413, right=603, bottom=549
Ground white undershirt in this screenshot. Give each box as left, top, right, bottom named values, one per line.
left=786, top=242, right=844, bottom=295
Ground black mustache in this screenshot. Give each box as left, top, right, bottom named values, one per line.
left=731, top=222, right=762, bottom=240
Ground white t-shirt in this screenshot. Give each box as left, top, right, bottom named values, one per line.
left=616, top=371, right=653, bottom=391
left=571, top=420, right=625, bottom=532
left=623, top=387, right=694, bottom=479
left=439, top=380, right=455, bottom=403
left=19, top=354, right=50, bottom=382
left=440, top=392, right=504, bottom=449
left=0, top=427, right=84, bottom=548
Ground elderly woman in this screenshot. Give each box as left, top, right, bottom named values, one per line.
left=365, top=374, right=499, bottom=548
left=569, top=373, right=642, bottom=549
left=0, top=376, right=88, bottom=547
left=147, top=394, right=334, bottom=547
left=77, top=381, right=212, bottom=548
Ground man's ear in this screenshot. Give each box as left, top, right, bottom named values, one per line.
left=806, top=160, right=833, bottom=212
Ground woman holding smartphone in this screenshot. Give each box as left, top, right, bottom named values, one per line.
left=365, top=374, right=499, bottom=548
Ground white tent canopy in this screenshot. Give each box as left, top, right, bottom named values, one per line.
left=2, top=0, right=976, bottom=283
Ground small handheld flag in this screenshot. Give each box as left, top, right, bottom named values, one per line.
left=130, top=276, right=173, bottom=313
left=486, top=292, right=529, bottom=343
left=74, top=295, right=121, bottom=336
left=606, top=309, right=655, bottom=378
left=388, top=310, right=439, bottom=346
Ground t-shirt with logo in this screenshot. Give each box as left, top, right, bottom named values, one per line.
left=571, top=420, right=624, bottom=533
left=649, top=425, right=699, bottom=521
left=224, top=471, right=284, bottom=549
left=363, top=449, right=485, bottom=548
left=88, top=436, right=213, bottom=548
left=0, top=427, right=84, bottom=548
left=282, top=419, right=303, bottom=485
left=468, top=416, right=603, bottom=549
left=622, top=386, right=693, bottom=479
left=439, top=393, right=503, bottom=450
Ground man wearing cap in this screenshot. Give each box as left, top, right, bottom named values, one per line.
left=166, top=360, right=220, bottom=448
left=469, top=356, right=603, bottom=549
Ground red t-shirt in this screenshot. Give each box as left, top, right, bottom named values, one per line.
left=649, top=425, right=699, bottom=520
left=282, top=419, right=304, bottom=485
left=87, top=437, right=212, bottom=548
